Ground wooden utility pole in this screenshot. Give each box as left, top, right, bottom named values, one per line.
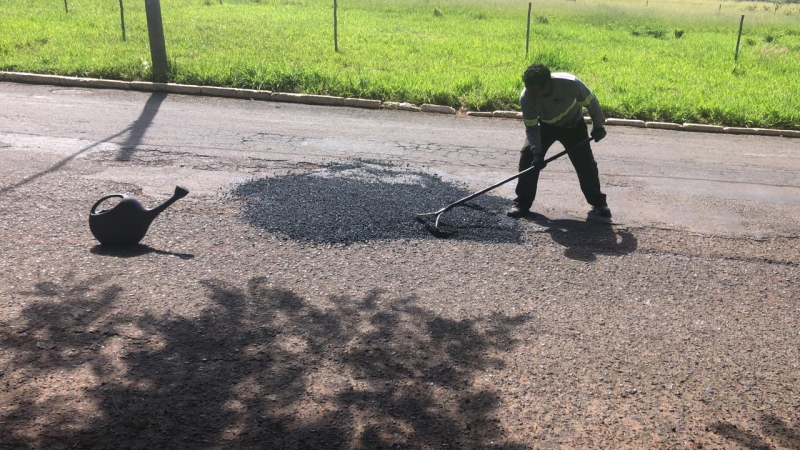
left=144, top=0, right=169, bottom=82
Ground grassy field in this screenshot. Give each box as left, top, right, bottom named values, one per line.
left=1, top=0, right=799, bottom=128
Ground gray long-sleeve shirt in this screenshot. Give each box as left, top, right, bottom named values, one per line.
left=520, top=72, right=605, bottom=154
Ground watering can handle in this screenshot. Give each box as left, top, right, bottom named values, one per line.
left=90, top=194, right=123, bottom=214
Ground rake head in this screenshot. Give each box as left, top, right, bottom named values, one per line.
left=415, top=212, right=455, bottom=238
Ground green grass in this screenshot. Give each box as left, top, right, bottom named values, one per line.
left=1, top=0, right=799, bottom=128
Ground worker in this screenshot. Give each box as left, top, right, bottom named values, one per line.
left=507, top=64, right=611, bottom=219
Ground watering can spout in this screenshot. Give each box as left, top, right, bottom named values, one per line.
left=148, top=185, right=190, bottom=220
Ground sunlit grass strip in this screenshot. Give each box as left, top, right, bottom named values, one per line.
left=1, top=0, right=799, bottom=128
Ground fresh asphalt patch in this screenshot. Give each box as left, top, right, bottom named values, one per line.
left=232, top=160, right=522, bottom=244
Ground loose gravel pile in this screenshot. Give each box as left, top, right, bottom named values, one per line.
left=232, top=160, right=521, bottom=244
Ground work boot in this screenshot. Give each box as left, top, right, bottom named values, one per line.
left=506, top=205, right=530, bottom=218
left=592, top=204, right=612, bottom=218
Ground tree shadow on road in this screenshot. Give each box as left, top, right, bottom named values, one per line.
left=0, top=275, right=531, bottom=449
left=524, top=213, right=638, bottom=262
left=710, top=415, right=800, bottom=450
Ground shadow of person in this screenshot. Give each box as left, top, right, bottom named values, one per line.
left=90, top=243, right=194, bottom=260
left=524, top=212, right=637, bottom=262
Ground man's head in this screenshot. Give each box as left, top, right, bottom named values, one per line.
left=523, top=64, right=553, bottom=98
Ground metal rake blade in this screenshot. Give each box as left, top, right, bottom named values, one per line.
left=415, top=210, right=455, bottom=238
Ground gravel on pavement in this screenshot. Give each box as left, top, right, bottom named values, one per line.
left=1, top=88, right=798, bottom=449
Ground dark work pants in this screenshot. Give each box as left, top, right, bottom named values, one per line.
left=513, top=120, right=607, bottom=210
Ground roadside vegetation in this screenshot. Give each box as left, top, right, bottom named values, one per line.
left=1, top=0, right=799, bottom=128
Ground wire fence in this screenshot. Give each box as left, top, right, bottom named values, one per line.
left=49, top=0, right=793, bottom=82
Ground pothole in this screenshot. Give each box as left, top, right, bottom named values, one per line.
left=231, top=160, right=522, bottom=244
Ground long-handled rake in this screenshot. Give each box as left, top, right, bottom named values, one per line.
left=416, top=137, right=593, bottom=233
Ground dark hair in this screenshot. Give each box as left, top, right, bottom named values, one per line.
left=522, top=64, right=551, bottom=88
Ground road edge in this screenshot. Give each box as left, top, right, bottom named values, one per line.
left=2, top=71, right=798, bottom=139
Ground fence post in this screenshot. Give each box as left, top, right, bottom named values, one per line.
left=144, top=0, right=169, bottom=82
left=334, top=0, right=339, bottom=52
left=734, top=14, right=744, bottom=65
left=526, top=2, right=531, bottom=58
left=119, top=0, right=126, bottom=41
left=64, top=0, right=68, bottom=13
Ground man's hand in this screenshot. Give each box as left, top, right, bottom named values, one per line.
left=591, top=127, right=607, bottom=142
left=531, top=153, right=546, bottom=171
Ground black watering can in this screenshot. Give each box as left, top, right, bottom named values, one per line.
left=89, top=186, right=189, bottom=246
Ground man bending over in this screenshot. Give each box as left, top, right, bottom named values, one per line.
left=507, top=63, right=611, bottom=219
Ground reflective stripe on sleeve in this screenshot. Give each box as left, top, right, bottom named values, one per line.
left=541, top=99, right=577, bottom=124
left=524, top=118, right=539, bottom=127
left=579, top=93, right=595, bottom=107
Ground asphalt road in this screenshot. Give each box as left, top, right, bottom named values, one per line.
left=1, top=81, right=799, bottom=449
left=2, top=82, right=799, bottom=237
